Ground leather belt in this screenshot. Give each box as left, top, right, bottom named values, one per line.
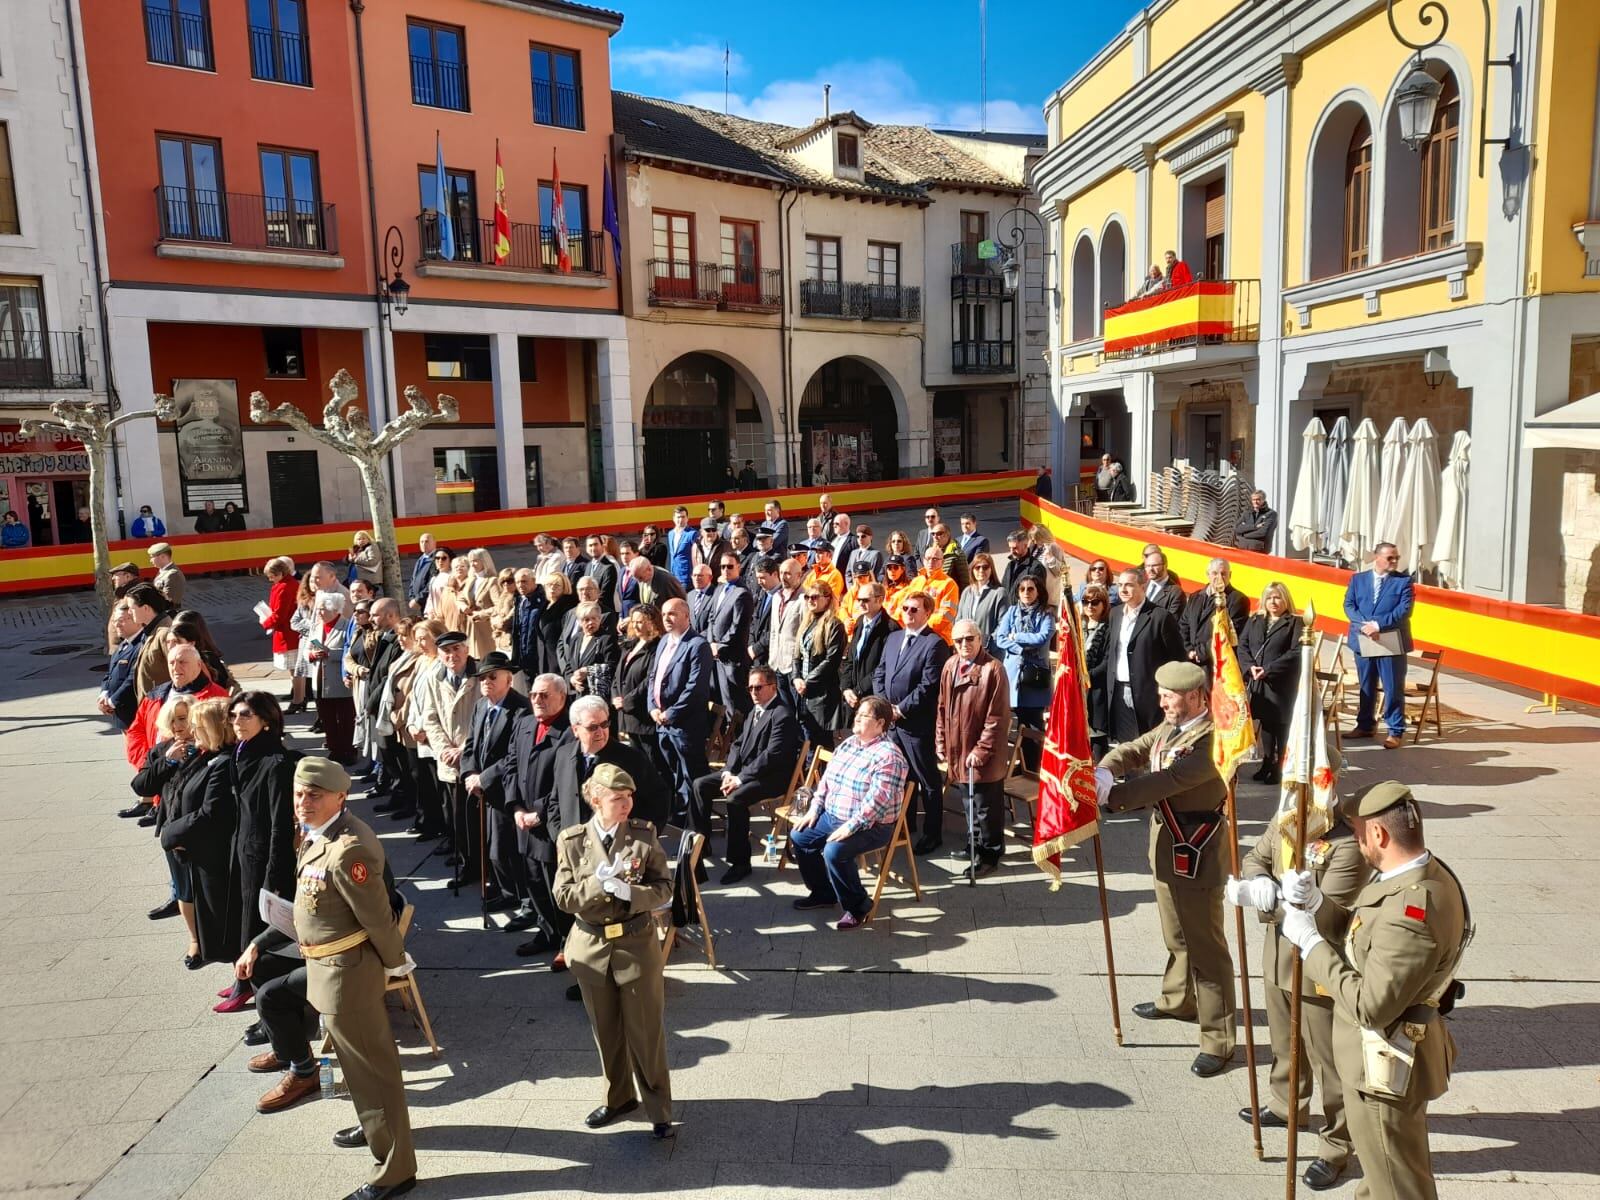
left=573, top=913, right=650, bottom=940
left=300, top=929, right=370, bottom=959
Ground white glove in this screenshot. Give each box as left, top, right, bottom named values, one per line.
left=1279, top=906, right=1324, bottom=958
left=601, top=877, right=632, bottom=902
left=1094, top=767, right=1115, bottom=806
left=1225, top=875, right=1279, bottom=913
left=1281, top=868, right=1324, bottom=913
left=594, top=857, right=616, bottom=882
left=385, top=953, right=417, bottom=979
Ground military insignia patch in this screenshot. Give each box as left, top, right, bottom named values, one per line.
left=350, top=862, right=369, bottom=884
left=1404, top=904, right=1426, bottom=921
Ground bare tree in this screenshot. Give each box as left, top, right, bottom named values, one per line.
left=19, top=397, right=176, bottom=616
left=245, top=368, right=458, bottom=594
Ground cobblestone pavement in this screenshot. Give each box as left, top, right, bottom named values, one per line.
left=1, top=502, right=1596, bottom=1199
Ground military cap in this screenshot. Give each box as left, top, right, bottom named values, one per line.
left=110, top=561, right=140, bottom=575
left=811, top=538, right=834, bottom=556
left=590, top=762, right=636, bottom=793
left=1154, top=661, right=1207, bottom=692
left=1343, top=780, right=1415, bottom=821
left=435, top=630, right=467, bottom=648
left=147, top=542, right=173, bottom=558
left=755, top=524, right=777, bottom=540
left=852, top=561, right=875, bottom=577
left=295, top=756, right=351, bottom=793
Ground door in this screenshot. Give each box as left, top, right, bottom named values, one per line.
left=0, top=278, right=46, bottom=387
left=51, top=478, right=90, bottom=543
left=158, top=135, right=226, bottom=241
left=643, top=428, right=717, bottom=498
left=719, top=219, right=758, bottom=303
left=267, top=451, right=322, bottom=526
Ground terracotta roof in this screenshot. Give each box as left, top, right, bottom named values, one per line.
left=497, top=0, right=624, bottom=29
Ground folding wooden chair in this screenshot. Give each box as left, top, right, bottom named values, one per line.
left=1314, top=669, right=1345, bottom=752
left=661, top=830, right=716, bottom=967
left=776, top=748, right=828, bottom=872
left=863, top=782, right=921, bottom=923
left=1002, top=727, right=1045, bottom=828
left=384, top=904, right=441, bottom=1056
left=755, top=740, right=810, bottom=866
left=706, top=702, right=730, bottom=767
left=1404, top=649, right=1445, bottom=743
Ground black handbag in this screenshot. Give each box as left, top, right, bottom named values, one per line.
left=1019, top=660, right=1050, bottom=689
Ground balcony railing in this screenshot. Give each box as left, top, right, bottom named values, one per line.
left=646, top=259, right=719, bottom=304
left=1101, top=278, right=1260, bottom=361
left=532, top=78, right=582, bottom=129
left=410, top=55, right=469, bottom=111
left=800, top=279, right=922, bottom=320
left=419, top=212, right=605, bottom=274
left=0, top=330, right=89, bottom=390
left=951, top=242, right=1002, bottom=276
left=952, top=340, right=1015, bottom=374
left=154, top=187, right=338, bottom=253
left=249, top=24, right=311, bottom=86
left=144, top=3, right=212, bottom=70
left=719, top=266, right=782, bottom=310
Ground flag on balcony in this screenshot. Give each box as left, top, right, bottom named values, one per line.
left=551, top=150, right=570, bottom=274
left=434, top=131, right=456, bottom=262
left=602, top=155, right=622, bottom=276
left=1032, top=599, right=1099, bottom=889
left=492, top=140, right=511, bottom=266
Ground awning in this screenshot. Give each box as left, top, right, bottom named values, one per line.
left=1525, top=392, right=1600, bottom=451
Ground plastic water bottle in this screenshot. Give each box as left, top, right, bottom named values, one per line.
left=319, top=1057, right=335, bottom=1100
left=763, top=833, right=777, bottom=864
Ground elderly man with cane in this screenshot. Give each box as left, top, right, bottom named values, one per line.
left=936, top=619, right=1012, bottom=880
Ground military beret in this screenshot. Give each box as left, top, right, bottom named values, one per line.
left=590, top=762, right=636, bottom=793
left=435, top=630, right=467, bottom=648
left=295, top=756, right=350, bottom=793
left=1343, top=780, right=1414, bottom=820
left=1154, top=661, right=1207, bottom=692
left=147, top=542, right=173, bottom=557
left=110, top=561, right=140, bottom=575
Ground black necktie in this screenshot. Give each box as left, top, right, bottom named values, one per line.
left=583, top=755, right=596, bottom=780
left=601, top=832, right=614, bottom=854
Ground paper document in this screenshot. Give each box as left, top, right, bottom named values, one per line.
left=253, top=600, right=272, bottom=623
left=1358, top=630, right=1405, bottom=657
left=260, top=889, right=299, bottom=942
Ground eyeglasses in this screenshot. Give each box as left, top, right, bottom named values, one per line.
left=1018, top=585, right=1038, bottom=593
left=576, top=721, right=610, bottom=732
left=953, top=635, right=979, bottom=644
left=721, top=563, right=739, bottom=571
left=806, top=593, right=827, bottom=601
left=746, top=681, right=771, bottom=692
left=228, top=711, right=255, bottom=722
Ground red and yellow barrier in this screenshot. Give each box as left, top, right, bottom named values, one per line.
left=1022, top=494, right=1600, bottom=708
left=0, top=470, right=1037, bottom=597
left=1102, top=281, right=1236, bottom=353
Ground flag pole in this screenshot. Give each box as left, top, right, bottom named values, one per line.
left=1284, top=608, right=1319, bottom=1200
left=1091, top=832, right=1123, bottom=1046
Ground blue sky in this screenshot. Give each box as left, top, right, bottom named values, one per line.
left=608, top=1, right=1147, bottom=133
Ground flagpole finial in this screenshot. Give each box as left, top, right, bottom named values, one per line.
left=1301, top=600, right=1318, bottom=644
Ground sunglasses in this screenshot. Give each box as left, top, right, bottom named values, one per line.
left=953, top=635, right=979, bottom=644
left=575, top=721, right=610, bottom=732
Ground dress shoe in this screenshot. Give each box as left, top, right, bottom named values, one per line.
left=584, top=1099, right=639, bottom=1127
left=1249, top=764, right=1272, bottom=783
left=248, top=1050, right=286, bottom=1073
left=835, top=912, right=864, bottom=931
left=1190, top=1052, right=1231, bottom=1077
left=1303, top=1158, right=1345, bottom=1191
left=243, top=1021, right=270, bottom=1045
left=371, top=796, right=398, bottom=813
left=255, top=1070, right=318, bottom=1113
left=912, top=833, right=943, bottom=855
left=1349, top=727, right=1376, bottom=739
left=308, top=718, right=323, bottom=734
left=387, top=807, right=416, bottom=822
left=214, top=990, right=253, bottom=1015
left=792, top=894, right=835, bottom=911
left=118, top=802, right=153, bottom=819
left=504, top=909, right=539, bottom=931
left=652, top=1122, right=675, bottom=1140
left=414, top=828, right=440, bottom=843
left=343, top=1180, right=415, bottom=1200
left=1238, top=1106, right=1293, bottom=1129
left=967, top=859, right=999, bottom=880
left=719, top=862, right=752, bottom=885
left=1132, top=1001, right=1194, bottom=1022
left=138, top=812, right=158, bottom=827
left=485, top=895, right=517, bottom=913
left=515, top=933, right=555, bottom=958
left=1383, top=735, right=1403, bottom=750
left=565, top=983, right=582, bottom=1002
left=148, top=899, right=179, bottom=920
left=184, top=952, right=204, bottom=970
left=949, top=845, right=972, bottom=861
left=332, top=1124, right=369, bottom=1148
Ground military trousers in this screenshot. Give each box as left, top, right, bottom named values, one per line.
left=1152, top=877, right=1236, bottom=1058
left=1264, top=982, right=1349, bottom=1166
left=1342, top=1082, right=1436, bottom=1200
left=326, top=990, right=416, bottom=1188
left=567, top=928, right=672, bottom=1124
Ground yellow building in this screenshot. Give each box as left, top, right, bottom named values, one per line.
left=1033, top=0, right=1600, bottom=611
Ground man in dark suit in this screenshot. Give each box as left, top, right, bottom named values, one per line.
left=1342, top=542, right=1415, bottom=748
left=1101, top=568, right=1187, bottom=745
left=407, top=533, right=437, bottom=615
left=747, top=556, right=782, bottom=666
left=828, top=513, right=854, bottom=565
left=547, top=694, right=670, bottom=837
left=1178, top=558, right=1250, bottom=676
left=842, top=580, right=897, bottom=710
left=873, top=590, right=952, bottom=853
left=584, top=535, right=620, bottom=615
left=957, top=514, right=990, bottom=561
left=761, top=501, right=789, bottom=555
left=362, top=600, right=408, bottom=817
left=511, top=569, right=547, bottom=678
left=500, top=672, right=570, bottom=955
left=461, top=651, right=531, bottom=914
left=706, top=550, right=754, bottom=721
left=687, top=563, right=716, bottom=633
left=650, top=597, right=714, bottom=823
left=690, top=665, right=802, bottom=883
left=1142, top=547, right=1187, bottom=619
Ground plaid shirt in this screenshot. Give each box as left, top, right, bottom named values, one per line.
left=809, top=734, right=910, bottom=837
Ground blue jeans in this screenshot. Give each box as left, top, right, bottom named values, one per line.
left=1355, top=652, right=1407, bottom=736
left=790, top=811, right=895, bottom=918
left=165, top=848, right=194, bottom=903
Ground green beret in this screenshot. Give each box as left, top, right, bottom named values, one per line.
left=590, top=763, right=636, bottom=793
left=294, top=756, right=351, bottom=794
left=1154, top=661, right=1207, bottom=692
left=1343, top=780, right=1414, bottom=820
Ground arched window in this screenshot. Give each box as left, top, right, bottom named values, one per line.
left=1070, top=235, right=1095, bottom=342
left=1099, top=222, right=1127, bottom=326
left=1343, top=116, right=1372, bottom=271
left=1420, top=74, right=1460, bottom=251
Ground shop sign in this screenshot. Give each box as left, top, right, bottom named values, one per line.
left=0, top=450, right=92, bottom=474
left=171, top=378, right=248, bottom=512
left=642, top=405, right=721, bottom=430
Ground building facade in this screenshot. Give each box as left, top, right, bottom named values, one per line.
left=613, top=94, right=1048, bottom=496
left=1033, top=0, right=1600, bottom=611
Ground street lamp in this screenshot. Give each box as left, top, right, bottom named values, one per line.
left=1385, top=0, right=1517, bottom=175
left=379, top=224, right=410, bottom=320
left=1394, top=64, right=1444, bottom=151
left=996, top=207, right=1054, bottom=306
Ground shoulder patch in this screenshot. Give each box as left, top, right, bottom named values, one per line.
left=349, top=861, right=370, bottom=885
left=1402, top=887, right=1428, bottom=922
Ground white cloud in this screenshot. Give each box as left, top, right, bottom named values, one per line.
left=613, top=42, right=746, bottom=80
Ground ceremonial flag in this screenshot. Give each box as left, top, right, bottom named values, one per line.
left=433, top=131, right=456, bottom=262
left=1033, top=600, right=1100, bottom=889
left=492, top=140, right=511, bottom=265
left=550, top=149, right=570, bottom=273
left=1275, top=604, right=1339, bottom=871
left=602, top=154, right=622, bottom=276
left=1209, top=598, right=1256, bottom=783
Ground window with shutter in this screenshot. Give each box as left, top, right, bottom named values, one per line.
left=1420, top=74, right=1460, bottom=253
left=1343, top=117, right=1372, bottom=272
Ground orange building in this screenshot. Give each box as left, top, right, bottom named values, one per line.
left=80, top=0, right=628, bottom=532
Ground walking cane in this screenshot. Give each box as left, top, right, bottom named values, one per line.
left=965, top=763, right=978, bottom=887
left=479, top=793, right=490, bottom=931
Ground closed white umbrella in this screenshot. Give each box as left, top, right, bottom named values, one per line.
left=1339, top=418, right=1381, bottom=565
left=1321, top=415, right=1351, bottom=557
left=1373, top=416, right=1411, bottom=551
left=1288, top=417, right=1327, bottom=552
left=1390, top=418, right=1441, bottom=575
left=1430, top=430, right=1471, bottom=588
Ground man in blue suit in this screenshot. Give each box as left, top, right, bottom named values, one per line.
left=666, top=505, right=696, bottom=588
left=1342, top=542, right=1414, bottom=748
left=650, top=596, right=714, bottom=822
left=957, top=513, right=989, bottom=562
left=874, top=591, right=953, bottom=853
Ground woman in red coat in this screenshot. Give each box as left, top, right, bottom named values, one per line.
left=260, top=556, right=305, bottom=710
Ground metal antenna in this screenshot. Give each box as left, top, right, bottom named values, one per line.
left=980, top=0, right=988, bottom=132
left=724, top=41, right=730, bottom=114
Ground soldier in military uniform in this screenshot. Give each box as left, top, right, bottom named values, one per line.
left=552, top=763, right=676, bottom=1139
left=290, top=757, right=417, bottom=1200
left=1280, top=781, right=1470, bottom=1200
left=1228, top=814, right=1370, bottom=1190
left=1095, top=660, right=1236, bottom=1077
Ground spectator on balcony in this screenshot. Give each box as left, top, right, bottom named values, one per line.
left=1234, top=490, right=1278, bottom=553
left=194, top=500, right=226, bottom=535
left=1095, top=453, right=1117, bottom=498
left=131, top=504, right=166, bottom=539
left=1, top=509, right=27, bottom=549
left=1106, top=462, right=1135, bottom=503
left=1163, top=250, right=1194, bottom=288
left=1137, top=265, right=1167, bottom=297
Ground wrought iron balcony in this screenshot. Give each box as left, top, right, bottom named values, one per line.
left=249, top=23, right=311, bottom=86
left=800, top=279, right=921, bottom=320
left=951, top=242, right=1002, bottom=276
left=154, top=187, right=338, bottom=254
left=647, top=260, right=720, bottom=305
left=410, top=54, right=468, bottom=111
left=952, top=339, right=1015, bottom=374
left=419, top=212, right=605, bottom=274
left=719, top=266, right=782, bottom=311
left=1100, top=278, right=1261, bottom=361
left=144, top=2, right=213, bottom=70
left=0, top=330, right=89, bottom=390
left=532, top=78, right=582, bottom=129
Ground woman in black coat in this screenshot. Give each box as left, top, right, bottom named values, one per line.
left=793, top=587, right=847, bottom=745
left=1079, top=585, right=1112, bottom=759
left=157, top=697, right=242, bottom=984
left=536, top=575, right=577, bottom=678
left=562, top=602, right=619, bottom=697
left=132, top=695, right=206, bottom=968
left=227, top=691, right=298, bottom=953
left=612, top=604, right=669, bottom=780
left=1238, top=581, right=1305, bottom=784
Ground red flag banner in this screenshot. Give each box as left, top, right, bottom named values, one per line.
left=492, top=140, right=511, bottom=265
left=1033, top=602, right=1100, bottom=889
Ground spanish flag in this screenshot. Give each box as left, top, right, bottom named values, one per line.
left=1274, top=603, right=1339, bottom=871
left=492, top=140, right=511, bottom=265
left=1032, top=600, right=1099, bottom=889
left=1209, top=595, right=1256, bottom=783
